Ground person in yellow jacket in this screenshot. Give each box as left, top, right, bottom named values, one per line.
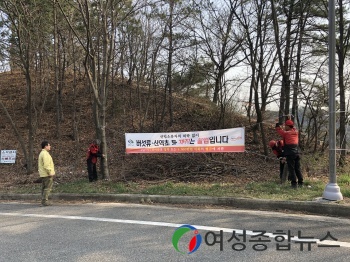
left=38, top=141, right=55, bottom=206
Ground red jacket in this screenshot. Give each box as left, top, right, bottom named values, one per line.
left=272, top=140, right=284, bottom=158
left=276, top=125, right=299, bottom=155
left=87, top=144, right=102, bottom=164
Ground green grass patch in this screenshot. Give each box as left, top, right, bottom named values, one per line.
left=242, top=180, right=326, bottom=201
left=2, top=177, right=350, bottom=202
left=9, top=184, right=41, bottom=194
left=53, top=180, right=140, bottom=194
left=338, top=174, right=350, bottom=185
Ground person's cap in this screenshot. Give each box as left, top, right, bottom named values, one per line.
left=269, top=140, right=276, bottom=148
left=285, top=119, right=294, bottom=126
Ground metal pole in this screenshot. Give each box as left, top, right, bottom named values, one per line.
left=323, top=0, right=343, bottom=201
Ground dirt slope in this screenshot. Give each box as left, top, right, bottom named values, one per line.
left=0, top=71, right=309, bottom=188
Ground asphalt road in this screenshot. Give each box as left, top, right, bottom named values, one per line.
left=0, top=202, right=349, bottom=262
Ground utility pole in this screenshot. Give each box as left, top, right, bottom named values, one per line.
left=323, top=0, right=343, bottom=201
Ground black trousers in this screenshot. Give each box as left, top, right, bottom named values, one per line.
left=286, top=154, right=303, bottom=187
left=87, top=160, right=97, bottom=182
left=279, top=161, right=285, bottom=179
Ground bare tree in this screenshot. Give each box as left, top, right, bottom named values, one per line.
left=336, top=0, right=350, bottom=165
left=59, top=0, right=145, bottom=180
left=0, top=0, right=53, bottom=174
left=308, top=0, right=350, bottom=164
left=191, top=0, right=243, bottom=127
left=234, top=0, right=279, bottom=154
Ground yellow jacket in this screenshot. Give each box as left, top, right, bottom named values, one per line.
left=38, top=149, right=55, bottom=177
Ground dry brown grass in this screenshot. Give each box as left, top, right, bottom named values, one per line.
left=0, top=71, right=333, bottom=190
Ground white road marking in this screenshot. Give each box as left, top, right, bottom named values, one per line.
left=0, top=212, right=349, bottom=248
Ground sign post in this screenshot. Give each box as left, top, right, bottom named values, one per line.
left=0, top=150, right=17, bottom=164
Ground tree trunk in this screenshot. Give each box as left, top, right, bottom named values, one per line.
left=54, top=0, right=61, bottom=139
left=24, top=67, right=34, bottom=175
left=270, top=0, right=294, bottom=121
left=0, top=98, right=28, bottom=170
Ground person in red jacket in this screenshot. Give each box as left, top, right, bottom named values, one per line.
left=269, top=139, right=286, bottom=182
left=86, top=140, right=104, bottom=182
left=276, top=119, right=303, bottom=188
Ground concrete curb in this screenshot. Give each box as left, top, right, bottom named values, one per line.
left=1, top=193, right=349, bottom=218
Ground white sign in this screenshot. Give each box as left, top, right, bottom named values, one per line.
left=0, top=150, right=17, bottom=163
left=125, top=128, right=245, bottom=154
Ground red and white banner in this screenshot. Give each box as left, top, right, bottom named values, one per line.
left=125, top=128, right=245, bottom=154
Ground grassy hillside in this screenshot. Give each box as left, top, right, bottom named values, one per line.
left=0, top=71, right=345, bottom=198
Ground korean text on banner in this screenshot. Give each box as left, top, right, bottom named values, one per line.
left=125, top=128, right=245, bottom=154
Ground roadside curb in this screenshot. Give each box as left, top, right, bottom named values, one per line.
left=1, top=193, right=349, bottom=218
